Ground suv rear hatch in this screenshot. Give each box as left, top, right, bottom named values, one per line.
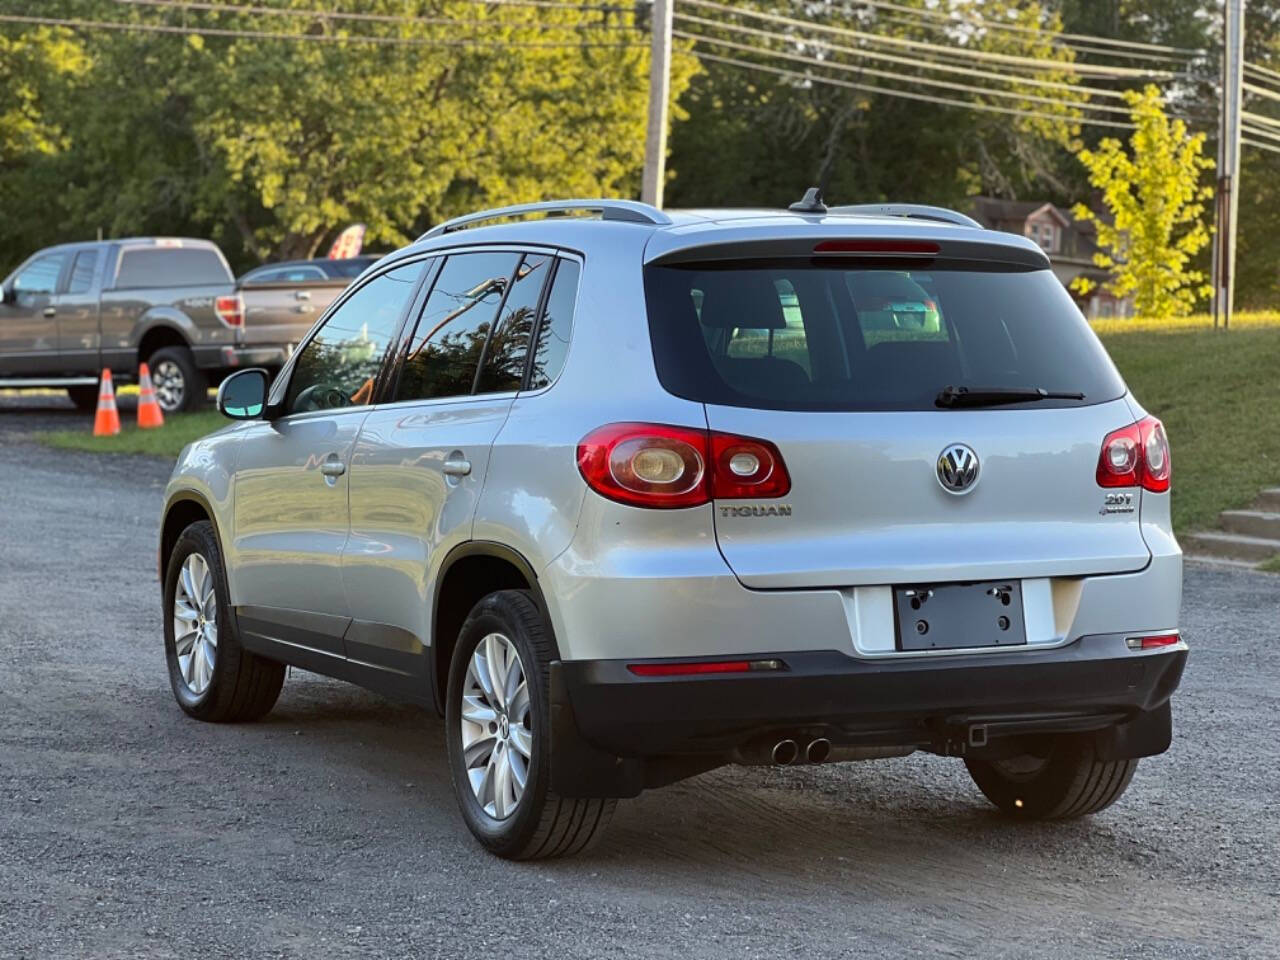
left=644, top=238, right=1151, bottom=589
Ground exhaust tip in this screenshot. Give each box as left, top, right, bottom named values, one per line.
left=806, top=738, right=831, bottom=764
left=771, top=739, right=799, bottom=765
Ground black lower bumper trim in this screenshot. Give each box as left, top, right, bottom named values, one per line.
left=548, top=634, right=1185, bottom=797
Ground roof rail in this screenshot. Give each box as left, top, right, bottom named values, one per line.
left=419, top=199, right=673, bottom=240
left=827, top=204, right=982, bottom=230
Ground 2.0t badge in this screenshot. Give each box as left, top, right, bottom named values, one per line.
left=937, top=443, right=980, bottom=494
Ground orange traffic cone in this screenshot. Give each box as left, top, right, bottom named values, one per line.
left=136, top=362, right=165, bottom=429
left=92, top=369, right=121, bottom=436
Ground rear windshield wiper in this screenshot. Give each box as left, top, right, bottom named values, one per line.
left=936, top=385, right=1086, bottom=409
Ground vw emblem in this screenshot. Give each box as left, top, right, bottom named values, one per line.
left=937, top=443, right=980, bottom=494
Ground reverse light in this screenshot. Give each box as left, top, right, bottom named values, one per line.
left=1097, top=416, right=1170, bottom=493
left=215, top=294, right=245, bottom=328
left=577, top=423, right=791, bottom=508
left=626, top=659, right=784, bottom=677
left=1126, top=633, right=1181, bottom=650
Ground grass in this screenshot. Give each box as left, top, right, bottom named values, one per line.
left=42, top=410, right=228, bottom=457
left=1094, top=313, right=1280, bottom=534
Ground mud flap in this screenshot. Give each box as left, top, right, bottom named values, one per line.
left=549, top=663, right=646, bottom=799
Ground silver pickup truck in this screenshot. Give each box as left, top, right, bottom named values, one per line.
left=0, top=237, right=301, bottom=413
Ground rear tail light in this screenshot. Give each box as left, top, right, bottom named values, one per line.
left=215, top=294, right=245, bottom=328
left=1097, top=416, right=1170, bottom=493
left=577, top=422, right=791, bottom=509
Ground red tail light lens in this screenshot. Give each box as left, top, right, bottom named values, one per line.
left=577, top=423, right=791, bottom=508
left=215, top=294, right=245, bottom=328
left=1097, top=416, right=1170, bottom=493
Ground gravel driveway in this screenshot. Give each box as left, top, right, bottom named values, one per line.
left=1, top=400, right=1277, bottom=959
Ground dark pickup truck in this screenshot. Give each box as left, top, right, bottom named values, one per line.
left=1, top=237, right=291, bottom=412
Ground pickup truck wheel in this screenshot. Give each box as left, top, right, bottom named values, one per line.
left=66, top=385, right=98, bottom=411
left=965, top=737, right=1138, bottom=820
left=163, top=520, right=285, bottom=722
left=149, top=346, right=205, bottom=413
left=445, top=590, right=616, bottom=860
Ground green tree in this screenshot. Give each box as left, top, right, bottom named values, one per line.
left=1070, top=85, right=1213, bottom=318
left=0, top=26, right=87, bottom=165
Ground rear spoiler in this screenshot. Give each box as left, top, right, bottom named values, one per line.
left=645, top=236, right=1051, bottom=270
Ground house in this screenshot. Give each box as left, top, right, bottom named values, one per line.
left=968, top=197, right=1133, bottom=319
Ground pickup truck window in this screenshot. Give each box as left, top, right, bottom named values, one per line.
left=67, top=251, right=99, bottom=294
left=244, top=265, right=326, bottom=285
left=285, top=261, right=424, bottom=415
left=13, top=253, right=68, bottom=296
left=114, top=248, right=231, bottom=289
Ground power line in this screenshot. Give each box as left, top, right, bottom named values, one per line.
left=812, top=0, right=1206, bottom=58
left=1243, top=82, right=1280, bottom=104
left=114, top=0, right=637, bottom=30
left=1242, top=136, right=1280, bottom=155
left=677, top=30, right=1135, bottom=117
left=1244, top=60, right=1280, bottom=85
left=690, top=49, right=1138, bottom=130
left=1242, top=109, right=1280, bottom=131
left=1242, top=122, right=1280, bottom=144
left=680, top=0, right=1174, bottom=79
left=0, top=13, right=646, bottom=48
left=674, top=9, right=1133, bottom=101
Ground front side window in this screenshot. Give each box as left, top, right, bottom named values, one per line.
left=645, top=261, right=1124, bottom=411
left=285, top=261, right=423, bottom=414
left=395, top=251, right=520, bottom=402
left=13, top=253, right=68, bottom=297
left=68, top=251, right=99, bottom=294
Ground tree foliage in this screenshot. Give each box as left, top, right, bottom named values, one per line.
left=0, top=26, right=87, bottom=164
left=1070, top=85, right=1213, bottom=318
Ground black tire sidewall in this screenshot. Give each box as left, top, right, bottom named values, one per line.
left=445, top=592, right=552, bottom=857
left=162, top=521, right=240, bottom=720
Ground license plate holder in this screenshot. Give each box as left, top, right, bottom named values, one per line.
left=894, top=580, right=1026, bottom=651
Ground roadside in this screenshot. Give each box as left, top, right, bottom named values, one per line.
left=1, top=434, right=1278, bottom=959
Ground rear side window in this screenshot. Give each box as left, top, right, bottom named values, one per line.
left=528, top=259, right=579, bottom=390
left=67, top=251, right=99, bottom=294
left=475, top=253, right=551, bottom=394
left=395, top=252, right=520, bottom=402
left=114, top=248, right=232, bottom=288
left=644, top=262, right=1124, bottom=411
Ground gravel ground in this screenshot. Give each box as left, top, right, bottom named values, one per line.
left=1, top=397, right=1278, bottom=959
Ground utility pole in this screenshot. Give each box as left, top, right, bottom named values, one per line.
left=641, top=0, right=674, bottom=208
left=1212, top=0, right=1245, bottom=330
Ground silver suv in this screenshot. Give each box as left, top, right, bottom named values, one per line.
left=160, top=197, right=1186, bottom=859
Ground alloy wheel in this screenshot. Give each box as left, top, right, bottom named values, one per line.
left=459, top=633, right=532, bottom=820
left=153, top=359, right=186, bottom=412
left=173, top=552, right=218, bottom=695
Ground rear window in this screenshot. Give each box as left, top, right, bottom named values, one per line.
left=114, top=248, right=232, bottom=289
left=644, top=261, right=1125, bottom=411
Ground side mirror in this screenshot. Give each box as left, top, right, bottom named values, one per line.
left=216, top=368, right=269, bottom=420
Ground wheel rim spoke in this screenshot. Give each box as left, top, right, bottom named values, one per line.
left=459, top=631, right=529, bottom=821
left=174, top=553, right=216, bottom=696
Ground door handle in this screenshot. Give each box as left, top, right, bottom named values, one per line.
left=320, top=459, right=346, bottom=478
left=295, top=290, right=311, bottom=301
left=43, top=307, right=56, bottom=318
left=442, top=458, right=472, bottom=477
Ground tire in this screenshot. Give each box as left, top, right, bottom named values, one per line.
left=163, top=520, right=285, bottom=722
left=66, top=385, right=98, bottom=411
left=965, top=737, right=1138, bottom=820
left=445, top=589, right=615, bottom=859
left=148, top=345, right=206, bottom=413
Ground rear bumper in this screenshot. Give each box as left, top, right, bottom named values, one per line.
left=549, top=634, right=1186, bottom=796
left=192, top=344, right=290, bottom=370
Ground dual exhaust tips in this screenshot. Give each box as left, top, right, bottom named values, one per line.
left=771, top=737, right=830, bottom=766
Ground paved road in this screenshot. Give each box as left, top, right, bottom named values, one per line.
left=1, top=399, right=1278, bottom=959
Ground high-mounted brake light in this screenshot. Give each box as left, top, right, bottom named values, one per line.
left=813, top=239, right=941, bottom=255
left=577, top=423, right=791, bottom=509
left=1097, top=416, right=1170, bottom=493
left=215, top=294, right=245, bottom=328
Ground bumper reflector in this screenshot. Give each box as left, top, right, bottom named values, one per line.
left=626, top=659, right=785, bottom=677
left=1126, top=633, right=1181, bottom=650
